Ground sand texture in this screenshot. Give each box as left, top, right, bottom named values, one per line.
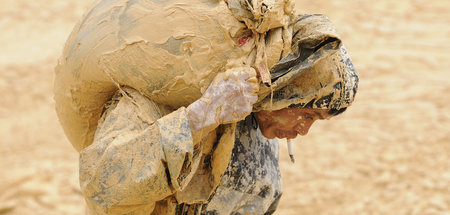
left=0, top=0, right=449, bottom=214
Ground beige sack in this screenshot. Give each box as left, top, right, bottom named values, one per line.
left=54, top=0, right=294, bottom=151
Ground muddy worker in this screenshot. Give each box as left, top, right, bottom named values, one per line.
left=54, top=0, right=358, bottom=214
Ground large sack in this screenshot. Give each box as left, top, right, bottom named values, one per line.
left=54, top=0, right=294, bottom=151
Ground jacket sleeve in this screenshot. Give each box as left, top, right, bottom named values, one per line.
left=79, top=88, right=201, bottom=215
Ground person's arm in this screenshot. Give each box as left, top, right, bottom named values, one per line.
left=79, top=88, right=193, bottom=215
left=79, top=67, right=258, bottom=215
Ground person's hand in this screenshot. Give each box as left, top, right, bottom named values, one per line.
left=203, top=67, right=259, bottom=124
left=187, top=67, right=259, bottom=138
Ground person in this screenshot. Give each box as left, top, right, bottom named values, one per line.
left=54, top=1, right=358, bottom=214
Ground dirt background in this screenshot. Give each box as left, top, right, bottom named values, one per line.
left=0, top=0, right=449, bottom=214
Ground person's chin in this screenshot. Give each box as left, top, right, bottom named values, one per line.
left=287, top=134, right=298, bottom=139
left=274, top=130, right=297, bottom=139
left=260, top=129, right=276, bottom=139
left=281, top=134, right=297, bottom=139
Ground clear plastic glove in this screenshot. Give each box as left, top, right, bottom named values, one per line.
left=188, top=67, right=259, bottom=140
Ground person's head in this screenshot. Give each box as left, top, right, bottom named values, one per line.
left=253, top=43, right=358, bottom=139
left=252, top=15, right=359, bottom=139
left=255, top=107, right=346, bottom=139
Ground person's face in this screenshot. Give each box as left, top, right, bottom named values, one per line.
left=254, top=108, right=331, bottom=139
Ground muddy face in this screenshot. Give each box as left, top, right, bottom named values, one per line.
left=255, top=108, right=330, bottom=139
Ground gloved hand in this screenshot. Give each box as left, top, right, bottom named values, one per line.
left=187, top=67, right=259, bottom=141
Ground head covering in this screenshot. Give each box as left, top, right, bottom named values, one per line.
left=254, top=14, right=359, bottom=112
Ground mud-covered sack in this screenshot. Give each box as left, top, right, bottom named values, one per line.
left=54, top=0, right=294, bottom=151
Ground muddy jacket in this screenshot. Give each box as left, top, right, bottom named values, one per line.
left=81, top=87, right=281, bottom=215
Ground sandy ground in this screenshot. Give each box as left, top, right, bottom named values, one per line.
left=0, top=0, right=449, bottom=214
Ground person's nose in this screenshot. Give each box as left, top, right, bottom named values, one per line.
left=294, top=120, right=316, bottom=136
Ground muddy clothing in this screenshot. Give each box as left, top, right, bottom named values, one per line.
left=200, top=115, right=281, bottom=214
left=150, top=112, right=282, bottom=215
left=81, top=88, right=281, bottom=215
left=65, top=3, right=359, bottom=212
left=77, top=13, right=359, bottom=214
